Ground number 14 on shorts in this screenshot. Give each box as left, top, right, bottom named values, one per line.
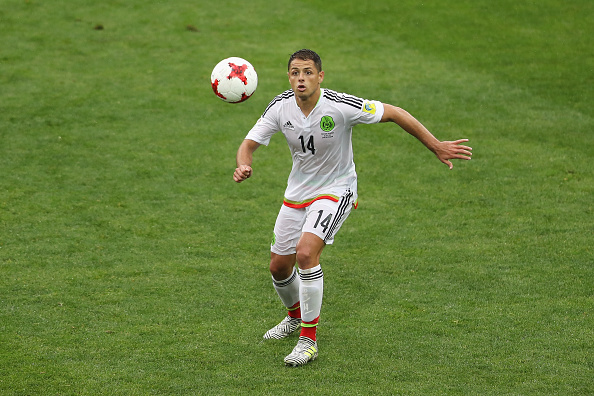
left=314, top=210, right=332, bottom=233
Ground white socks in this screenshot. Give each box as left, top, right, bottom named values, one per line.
left=298, top=264, right=324, bottom=323
left=272, top=265, right=324, bottom=325
left=272, top=268, right=300, bottom=309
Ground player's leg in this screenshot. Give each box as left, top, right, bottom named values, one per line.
left=296, top=195, right=354, bottom=339
left=285, top=193, right=355, bottom=366
left=263, top=205, right=306, bottom=340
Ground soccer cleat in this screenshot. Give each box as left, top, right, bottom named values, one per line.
left=263, top=315, right=301, bottom=340
left=284, top=336, right=318, bottom=367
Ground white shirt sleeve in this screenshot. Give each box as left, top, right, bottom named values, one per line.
left=351, top=99, right=384, bottom=125
left=244, top=111, right=279, bottom=146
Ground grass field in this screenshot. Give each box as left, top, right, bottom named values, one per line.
left=1, top=0, right=593, bottom=394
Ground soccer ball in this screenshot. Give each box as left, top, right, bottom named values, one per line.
left=210, top=57, right=258, bottom=103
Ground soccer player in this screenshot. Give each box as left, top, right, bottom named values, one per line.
left=233, top=49, right=472, bottom=366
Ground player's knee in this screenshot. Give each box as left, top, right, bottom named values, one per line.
left=296, top=247, right=315, bottom=269
left=269, top=255, right=295, bottom=280
left=269, top=261, right=285, bottom=279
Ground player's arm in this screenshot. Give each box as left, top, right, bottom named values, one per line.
left=380, top=103, right=472, bottom=169
left=234, top=139, right=261, bottom=183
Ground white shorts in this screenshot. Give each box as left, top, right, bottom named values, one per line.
left=271, top=191, right=355, bottom=255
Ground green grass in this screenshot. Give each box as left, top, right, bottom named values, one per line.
left=1, top=0, right=592, bottom=394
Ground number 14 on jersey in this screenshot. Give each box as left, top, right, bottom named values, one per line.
left=298, top=135, right=316, bottom=155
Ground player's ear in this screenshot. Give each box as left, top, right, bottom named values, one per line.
left=319, top=70, right=324, bottom=83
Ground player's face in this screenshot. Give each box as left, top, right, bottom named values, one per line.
left=288, top=59, right=324, bottom=101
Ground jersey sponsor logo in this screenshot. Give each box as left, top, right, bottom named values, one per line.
left=363, top=101, right=376, bottom=115
left=283, top=120, right=295, bottom=131
left=320, top=115, right=335, bottom=132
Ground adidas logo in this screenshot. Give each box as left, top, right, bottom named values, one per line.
left=283, top=120, right=295, bottom=130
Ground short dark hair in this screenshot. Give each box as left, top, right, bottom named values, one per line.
left=288, top=49, right=322, bottom=72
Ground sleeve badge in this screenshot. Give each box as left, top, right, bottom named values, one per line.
left=362, top=101, right=376, bottom=115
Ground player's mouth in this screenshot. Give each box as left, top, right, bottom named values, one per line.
left=297, top=84, right=306, bottom=92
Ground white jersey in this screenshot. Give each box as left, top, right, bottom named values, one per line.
left=245, top=88, right=384, bottom=208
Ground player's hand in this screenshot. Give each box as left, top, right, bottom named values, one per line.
left=434, top=139, right=473, bottom=169
left=233, top=165, right=253, bottom=183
